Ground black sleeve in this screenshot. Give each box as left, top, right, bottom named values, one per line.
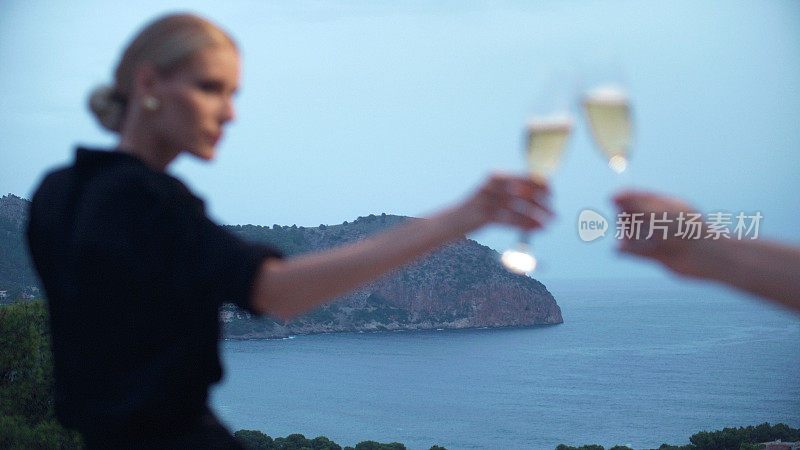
left=78, top=173, right=282, bottom=316
left=188, top=211, right=283, bottom=313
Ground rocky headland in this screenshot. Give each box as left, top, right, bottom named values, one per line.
left=221, top=214, right=562, bottom=339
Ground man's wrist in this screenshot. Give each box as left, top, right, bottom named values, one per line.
left=684, top=236, right=737, bottom=281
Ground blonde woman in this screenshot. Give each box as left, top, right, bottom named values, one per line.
left=26, top=13, right=552, bottom=448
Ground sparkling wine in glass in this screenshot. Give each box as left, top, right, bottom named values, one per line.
left=501, top=113, right=573, bottom=274
left=582, top=84, right=633, bottom=174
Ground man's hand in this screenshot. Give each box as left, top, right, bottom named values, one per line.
left=612, top=190, right=709, bottom=278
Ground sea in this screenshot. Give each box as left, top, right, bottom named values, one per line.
left=210, top=279, right=800, bottom=450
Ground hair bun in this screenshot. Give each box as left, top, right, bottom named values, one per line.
left=88, top=84, right=125, bottom=133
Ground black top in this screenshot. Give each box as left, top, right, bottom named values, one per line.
left=26, top=148, right=281, bottom=438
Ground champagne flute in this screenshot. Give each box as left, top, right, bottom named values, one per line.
left=501, top=112, right=573, bottom=274
left=582, top=83, right=633, bottom=175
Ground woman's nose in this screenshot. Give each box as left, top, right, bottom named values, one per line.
left=221, top=98, right=235, bottom=123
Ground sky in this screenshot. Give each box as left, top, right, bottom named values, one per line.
left=1, top=0, right=799, bottom=284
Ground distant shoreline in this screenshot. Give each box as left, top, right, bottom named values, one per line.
left=221, top=322, right=562, bottom=341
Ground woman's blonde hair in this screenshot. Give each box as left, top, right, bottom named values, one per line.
left=88, top=13, right=237, bottom=132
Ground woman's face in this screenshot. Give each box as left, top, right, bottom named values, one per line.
left=151, top=45, right=241, bottom=160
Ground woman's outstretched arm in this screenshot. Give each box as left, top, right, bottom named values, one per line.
left=251, top=173, right=552, bottom=320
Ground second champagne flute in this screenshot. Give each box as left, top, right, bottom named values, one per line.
left=582, top=83, right=633, bottom=175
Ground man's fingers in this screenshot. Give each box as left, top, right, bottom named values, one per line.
left=617, top=236, right=658, bottom=259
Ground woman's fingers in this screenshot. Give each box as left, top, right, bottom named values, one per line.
left=480, top=173, right=554, bottom=229
left=494, top=205, right=551, bottom=230
left=492, top=173, right=551, bottom=199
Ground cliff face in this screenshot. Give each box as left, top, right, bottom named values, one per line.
left=0, top=194, right=37, bottom=301
left=222, top=214, right=562, bottom=338
left=0, top=194, right=29, bottom=230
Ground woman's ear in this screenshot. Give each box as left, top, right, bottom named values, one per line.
left=131, top=63, right=162, bottom=102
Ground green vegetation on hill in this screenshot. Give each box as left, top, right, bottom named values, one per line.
left=0, top=201, right=39, bottom=303
left=233, top=423, right=800, bottom=450
left=224, top=213, right=404, bottom=257
left=557, top=422, right=800, bottom=450
left=233, top=430, right=434, bottom=450
left=0, top=300, right=83, bottom=448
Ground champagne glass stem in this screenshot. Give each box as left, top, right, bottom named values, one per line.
left=517, top=231, right=532, bottom=250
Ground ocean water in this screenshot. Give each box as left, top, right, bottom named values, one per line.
left=210, top=279, right=800, bottom=449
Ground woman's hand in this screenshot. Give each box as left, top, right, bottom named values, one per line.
left=455, top=173, right=554, bottom=233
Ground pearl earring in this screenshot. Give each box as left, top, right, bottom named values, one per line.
left=143, top=96, right=160, bottom=111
